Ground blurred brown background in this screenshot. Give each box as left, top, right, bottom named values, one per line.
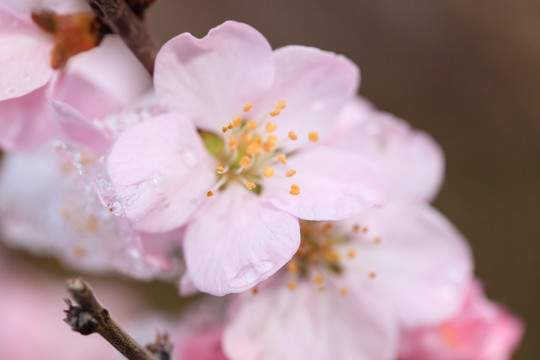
left=147, top=0, right=539, bottom=358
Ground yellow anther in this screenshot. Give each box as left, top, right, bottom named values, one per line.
left=222, top=126, right=228, bottom=133
left=374, top=236, right=382, bottom=244
left=288, top=281, right=297, bottom=290
left=83, top=215, right=99, bottom=232
left=246, top=120, right=258, bottom=131
left=288, top=131, right=298, bottom=140
left=207, top=190, right=214, bottom=197
left=314, top=274, right=324, bottom=284
left=262, top=142, right=274, bottom=153
left=243, top=102, right=252, bottom=112
left=369, top=272, right=377, bottom=279
left=308, top=131, right=319, bottom=142
left=278, top=154, right=287, bottom=164
left=266, top=135, right=278, bottom=145
left=241, top=133, right=253, bottom=144
left=246, top=142, right=262, bottom=156
left=233, top=116, right=242, bottom=127
left=347, top=249, right=356, bottom=259
left=276, top=100, right=287, bottom=110
left=362, top=227, right=369, bottom=233
left=321, top=222, right=333, bottom=232
left=265, top=122, right=277, bottom=132
left=300, top=224, right=311, bottom=233
left=270, top=109, right=281, bottom=117
left=228, top=135, right=239, bottom=149
left=252, top=287, right=259, bottom=295
left=246, top=182, right=256, bottom=190
left=324, top=251, right=340, bottom=261
left=239, top=156, right=251, bottom=169
left=353, top=224, right=360, bottom=232
left=227, top=123, right=234, bottom=130
left=290, top=184, right=300, bottom=195
left=318, top=286, right=325, bottom=292
left=288, top=262, right=299, bottom=273
left=340, top=288, right=348, bottom=296
left=263, top=166, right=274, bottom=178
left=285, top=169, right=296, bottom=177
left=74, top=245, right=87, bottom=258
left=215, top=166, right=225, bottom=173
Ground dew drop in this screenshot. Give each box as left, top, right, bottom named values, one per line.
left=182, top=149, right=198, bottom=167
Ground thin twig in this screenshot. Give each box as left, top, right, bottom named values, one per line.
left=64, top=278, right=158, bottom=360
left=86, top=0, right=158, bottom=74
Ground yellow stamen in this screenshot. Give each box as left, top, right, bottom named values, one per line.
left=301, top=224, right=311, bottom=233
left=288, top=262, right=298, bottom=273
left=239, top=155, right=251, bottom=168
left=314, top=274, right=324, bottom=284
left=74, top=245, right=87, bottom=258
left=83, top=215, right=99, bottom=232
left=318, top=286, right=325, bottom=292
left=246, top=182, right=256, bottom=190
left=288, top=131, right=298, bottom=140
left=278, top=154, right=287, bottom=164
left=290, top=184, right=300, bottom=195
left=374, top=236, right=382, bottom=244
left=246, top=142, right=262, bottom=156
left=321, top=222, right=333, bottom=232
left=369, top=272, right=377, bottom=279
left=347, top=249, right=356, bottom=259
left=227, top=123, right=234, bottom=130
left=265, top=122, right=277, bottom=132
left=246, top=120, right=258, bottom=131
left=263, top=166, right=274, bottom=178
left=207, top=190, right=214, bottom=197
left=288, top=281, right=297, bottom=290
left=285, top=169, right=296, bottom=177
left=266, top=135, right=278, bottom=145
left=252, top=287, right=259, bottom=295
left=362, top=227, right=369, bottom=233
left=243, top=102, right=252, bottom=112
left=276, top=100, right=287, bottom=110
left=228, top=136, right=239, bottom=149
left=308, top=131, right=319, bottom=142
left=340, top=287, right=348, bottom=296
left=270, top=109, right=281, bottom=117
left=353, top=224, right=360, bottom=232
left=215, top=166, right=225, bottom=173
left=222, top=126, right=228, bottom=133
left=233, top=116, right=242, bottom=127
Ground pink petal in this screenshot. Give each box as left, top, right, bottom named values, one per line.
left=344, top=202, right=473, bottom=328
left=0, top=85, right=55, bottom=151
left=154, top=21, right=274, bottom=131
left=2, top=0, right=89, bottom=15
left=184, top=187, right=300, bottom=295
left=334, top=101, right=445, bottom=202
left=262, top=146, right=387, bottom=220
left=224, top=279, right=398, bottom=360
left=263, top=45, right=359, bottom=149
left=0, top=10, right=53, bottom=101
left=107, top=113, right=216, bottom=233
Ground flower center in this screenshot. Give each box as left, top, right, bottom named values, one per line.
left=202, top=101, right=319, bottom=197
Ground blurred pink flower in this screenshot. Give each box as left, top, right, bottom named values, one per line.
left=398, top=280, right=524, bottom=360
left=106, top=21, right=387, bottom=295
left=0, top=247, right=142, bottom=360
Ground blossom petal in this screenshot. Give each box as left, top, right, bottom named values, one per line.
left=262, top=146, right=387, bottom=220
left=344, top=202, right=473, bottom=328
left=0, top=11, right=53, bottom=101
left=224, top=279, right=398, bottom=360
left=154, top=21, right=274, bottom=130
left=334, top=101, right=445, bottom=202
left=107, top=113, right=216, bottom=233
left=0, top=85, right=55, bottom=151
left=184, top=187, right=300, bottom=295
left=262, top=45, right=359, bottom=149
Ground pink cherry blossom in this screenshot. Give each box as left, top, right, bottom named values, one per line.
left=106, top=21, right=387, bottom=296
left=398, top=280, right=524, bottom=360
left=0, top=147, right=180, bottom=278
left=329, top=97, right=445, bottom=202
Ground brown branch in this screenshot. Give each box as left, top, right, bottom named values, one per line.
left=86, top=0, right=158, bottom=74
left=64, top=278, right=159, bottom=360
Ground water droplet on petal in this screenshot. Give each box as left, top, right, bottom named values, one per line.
left=182, top=149, right=198, bottom=167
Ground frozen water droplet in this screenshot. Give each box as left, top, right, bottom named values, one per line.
left=108, top=201, right=123, bottom=216
left=182, top=149, right=198, bottom=167
left=5, top=88, right=16, bottom=96
left=20, top=71, right=29, bottom=81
